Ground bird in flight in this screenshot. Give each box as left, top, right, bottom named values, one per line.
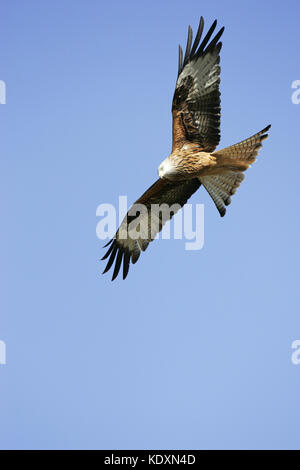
left=102, top=17, right=270, bottom=280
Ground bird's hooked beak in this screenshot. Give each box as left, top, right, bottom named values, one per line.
left=158, top=164, right=164, bottom=178
left=158, top=157, right=177, bottom=180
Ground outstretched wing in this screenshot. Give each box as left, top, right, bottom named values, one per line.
left=102, top=178, right=201, bottom=280
left=172, top=17, right=224, bottom=153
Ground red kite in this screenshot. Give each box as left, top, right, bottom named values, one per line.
left=102, top=17, right=270, bottom=280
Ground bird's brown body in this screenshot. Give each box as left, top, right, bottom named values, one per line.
left=168, top=147, right=217, bottom=180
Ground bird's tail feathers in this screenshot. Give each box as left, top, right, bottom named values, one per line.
left=199, top=171, right=245, bottom=216
left=200, top=125, right=271, bottom=216
left=211, top=124, right=271, bottom=171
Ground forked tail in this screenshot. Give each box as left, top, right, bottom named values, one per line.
left=212, top=125, right=271, bottom=171
left=199, top=125, right=271, bottom=216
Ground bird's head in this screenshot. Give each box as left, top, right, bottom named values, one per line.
left=158, top=156, right=177, bottom=179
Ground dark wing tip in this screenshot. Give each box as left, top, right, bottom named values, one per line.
left=102, top=240, right=132, bottom=281
left=123, top=249, right=131, bottom=280
left=206, top=26, right=225, bottom=53
left=178, top=44, right=183, bottom=77
left=102, top=243, right=118, bottom=274
left=190, top=16, right=204, bottom=57
left=101, top=239, right=115, bottom=260
left=111, top=249, right=123, bottom=281
left=183, top=25, right=193, bottom=67
left=103, top=239, right=113, bottom=248
left=178, top=17, right=224, bottom=78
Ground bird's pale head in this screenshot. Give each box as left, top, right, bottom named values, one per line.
left=158, top=156, right=177, bottom=179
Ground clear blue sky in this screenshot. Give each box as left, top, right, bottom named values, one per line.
left=1, top=0, right=300, bottom=450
